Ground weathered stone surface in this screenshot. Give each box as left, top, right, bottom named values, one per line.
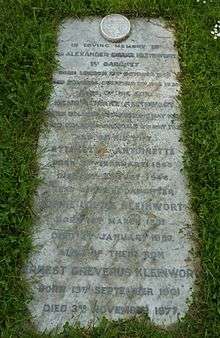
left=100, top=14, right=131, bottom=42
left=26, top=18, right=195, bottom=332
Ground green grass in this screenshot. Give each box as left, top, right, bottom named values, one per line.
left=0, top=0, right=219, bottom=337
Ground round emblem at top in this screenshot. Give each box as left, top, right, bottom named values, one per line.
left=100, top=14, right=131, bottom=42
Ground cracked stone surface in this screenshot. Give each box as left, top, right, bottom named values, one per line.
left=26, top=18, right=195, bottom=332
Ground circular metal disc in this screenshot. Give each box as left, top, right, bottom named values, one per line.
left=100, top=14, right=131, bottom=42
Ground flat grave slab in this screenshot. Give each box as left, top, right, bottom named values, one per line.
left=26, top=17, right=195, bottom=332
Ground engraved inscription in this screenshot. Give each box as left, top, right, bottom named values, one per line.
left=26, top=18, right=195, bottom=332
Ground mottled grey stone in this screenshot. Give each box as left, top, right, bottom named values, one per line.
left=26, top=17, right=195, bottom=332
left=100, top=14, right=131, bottom=42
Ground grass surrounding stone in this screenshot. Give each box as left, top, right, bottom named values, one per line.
left=0, top=0, right=219, bottom=337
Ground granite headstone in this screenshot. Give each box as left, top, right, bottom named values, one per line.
left=26, top=17, right=195, bottom=332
